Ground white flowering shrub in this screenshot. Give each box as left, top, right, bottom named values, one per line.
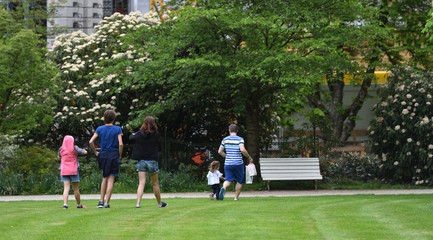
left=50, top=12, right=160, bottom=141
left=369, top=68, right=433, bottom=185
left=0, top=135, right=19, bottom=173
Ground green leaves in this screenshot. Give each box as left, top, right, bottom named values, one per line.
left=0, top=11, right=60, bottom=137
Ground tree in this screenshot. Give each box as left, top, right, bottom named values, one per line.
left=120, top=0, right=380, bottom=173
left=306, top=0, right=433, bottom=144
left=378, top=0, right=433, bottom=69
left=422, top=4, right=433, bottom=41
left=49, top=12, right=160, bottom=144
left=0, top=8, right=59, bottom=137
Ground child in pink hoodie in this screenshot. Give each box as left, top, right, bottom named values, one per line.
left=58, top=135, right=87, bottom=209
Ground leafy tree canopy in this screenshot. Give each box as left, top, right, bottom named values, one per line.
left=0, top=8, right=59, bottom=138
left=116, top=0, right=383, bottom=167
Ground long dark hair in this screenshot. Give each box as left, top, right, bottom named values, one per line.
left=140, top=116, right=158, bottom=134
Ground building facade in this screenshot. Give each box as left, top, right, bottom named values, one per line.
left=47, top=0, right=152, bottom=49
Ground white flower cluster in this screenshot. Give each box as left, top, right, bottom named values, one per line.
left=53, top=11, right=159, bottom=74
left=370, top=69, right=433, bottom=185
left=52, top=11, right=161, bottom=127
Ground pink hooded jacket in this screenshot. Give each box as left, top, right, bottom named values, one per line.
left=60, top=136, right=78, bottom=176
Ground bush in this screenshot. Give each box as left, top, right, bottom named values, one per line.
left=79, top=172, right=105, bottom=194
left=0, top=135, right=19, bottom=173
left=6, top=145, right=58, bottom=175
left=321, top=153, right=379, bottom=182
left=369, top=67, right=433, bottom=185
left=0, top=173, right=25, bottom=195
left=0, top=172, right=62, bottom=195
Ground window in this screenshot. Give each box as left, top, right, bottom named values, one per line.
left=73, top=12, right=81, bottom=18
left=73, top=22, right=82, bottom=28
left=72, top=2, right=81, bottom=7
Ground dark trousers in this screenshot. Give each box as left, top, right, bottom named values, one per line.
left=98, top=151, right=119, bottom=177
left=211, top=184, right=221, bottom=200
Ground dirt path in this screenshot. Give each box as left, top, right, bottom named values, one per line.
left=1, top=189, right=432, bottom=202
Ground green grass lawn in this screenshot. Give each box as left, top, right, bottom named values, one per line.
left=1, top=194, right=433, bottom=240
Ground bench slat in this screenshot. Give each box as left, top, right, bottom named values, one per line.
left=263, top=176, right=323, bottom=181
left=262, top=173, right=322, bottom=177
left=262, top=171, right=321, bottom=174
left=261, top=165, right=320, bottom=169
left=260, top=158, right=319, bottom=162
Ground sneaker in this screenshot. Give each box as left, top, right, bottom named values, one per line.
left=135, top=205, right=141, bottom=208
left=219, top=188, right=225, bottom=201
left=234, top=198, right=239, bottom=201
left=63, top=204, right=68, bottom=209
left=77, top=204, right=86, bottom=208
left=104, top=204, right=110, bottom=208
left=97, top=201, right=104, bottom=208
left=158, top=202, right=168, bottom=208
left=209, top=193, right=215, bottom=200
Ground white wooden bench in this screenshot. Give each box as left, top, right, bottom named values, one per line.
left=259, top=158, right=323, bottom=190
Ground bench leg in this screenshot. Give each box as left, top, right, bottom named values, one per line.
left=267, top=181, right=270, bottom=191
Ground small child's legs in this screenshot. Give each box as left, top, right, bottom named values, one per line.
left=63, top=180, right=71, bottom=205
left=72, top=182, right=81, bottom=205
left=211, top=184, right=221, bottom=200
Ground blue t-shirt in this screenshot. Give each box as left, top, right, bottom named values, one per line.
left=95, top=125, right=123, bottom=153
left=220, top=135, right=244, bottom=165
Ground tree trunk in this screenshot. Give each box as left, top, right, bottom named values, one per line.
left=245, top=110, right=261, bottom=179
left=340, top=65, right=376, bottom=141
left=327, top=73, right=345, bottom=140
left=308, top=66, right=377, bottom=144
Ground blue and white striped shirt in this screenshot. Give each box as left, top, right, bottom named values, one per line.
left=220, top=135, right=244, bottom=165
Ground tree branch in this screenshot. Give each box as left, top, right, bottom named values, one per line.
left=341, top=63, right=377, bottom=141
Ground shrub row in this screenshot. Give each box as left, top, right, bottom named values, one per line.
left=0, top=166, right=210, bottom=196
left=320, top=152, right=380, bottom=182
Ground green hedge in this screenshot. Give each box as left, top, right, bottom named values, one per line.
left=0, top=161, right=211, bottom=195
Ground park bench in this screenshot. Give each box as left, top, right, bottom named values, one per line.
left=259, top=158, right=323, bottom=190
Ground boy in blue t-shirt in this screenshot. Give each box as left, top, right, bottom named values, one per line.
left=89, top=110, right=123, bottom=208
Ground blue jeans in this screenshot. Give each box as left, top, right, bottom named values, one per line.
left=61, top=171, right=80, bottom=182
left=137, top=160, right=159, bottom=174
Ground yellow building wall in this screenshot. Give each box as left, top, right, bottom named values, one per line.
left=343, top=70, right=391, bottom=84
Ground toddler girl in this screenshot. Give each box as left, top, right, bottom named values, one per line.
left=207, top=161, right=224, bottom=200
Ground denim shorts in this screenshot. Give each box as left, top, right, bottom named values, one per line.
left=61, top=171, right=80, bottom=182
left=137, top=160, right=159, bottom=174
left=224, top=164, right=244, bottom=184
